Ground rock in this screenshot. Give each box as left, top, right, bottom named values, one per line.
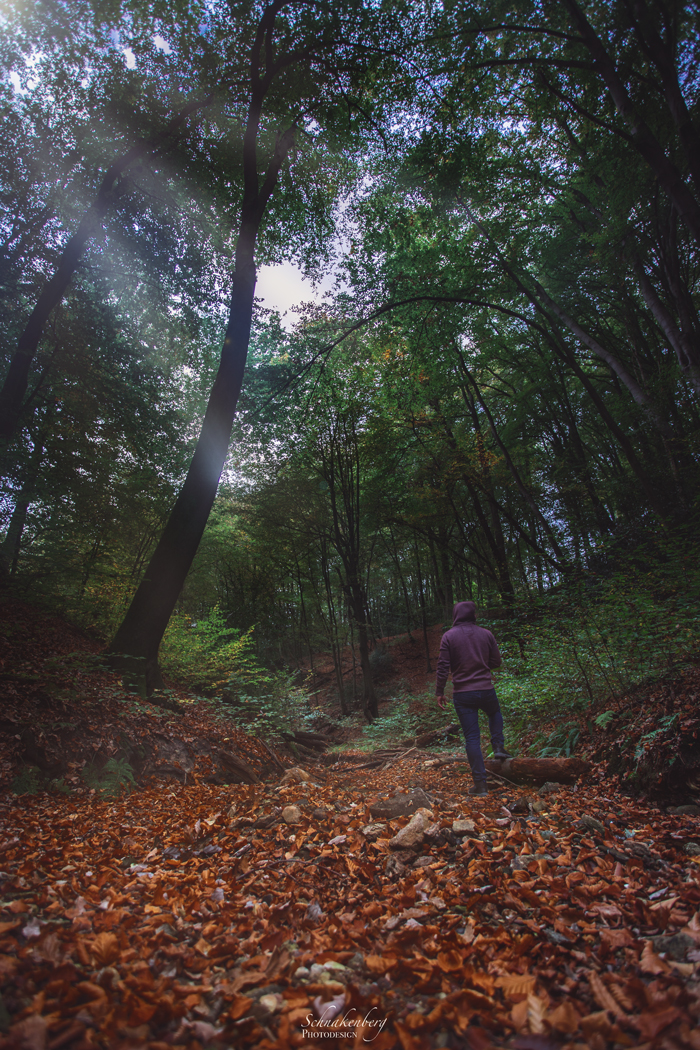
left=385, top=851, right=415, bottom=877
left=305, top=901, right=324, bottom=923
left=578, top=814, right=605, bottom=835
left=281, top=767, right=310, bottom=784
left=670, top=805, right=700, bottom=816
left=319, top=975, right=346, bottom=991
left=385, top=856, right=405, bottom=877
left=250, top=990, right=285, bottom=1020
left=683, top=842, right=700, bottom=856
left=360, top=823, right=386, bottom=842
left=258, top=993, right=284, bottom=1014
left=423, top=822, right=445, bottom=846
left=282, top=805, right=302, bottom=824
left=531, top=799, right=548, bottom=813
left=650, top=933, right=695, bottom=961
left=388, top=807, right=435, bottom=850
left=511, top=797, right=531, bottom=814
left=369, top=788, right=433, bottom=819
left=452, top=818, right=476, bottom=835
left=412, top=855, right=433, bottom=869
left=312, top=807, right=329, bottom=820
left=314, top=991, right=347, bottom=1020
left=538, top=781, right=562, bottom=796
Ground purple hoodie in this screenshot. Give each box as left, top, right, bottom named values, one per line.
left=435, top=601, right=502, bottom=694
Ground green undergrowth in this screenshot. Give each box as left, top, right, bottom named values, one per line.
left=482, top=529, right=700, bottom=743
left=340, top=528, right=700, bottom=759
left=11, top=757, right=139, bottom=798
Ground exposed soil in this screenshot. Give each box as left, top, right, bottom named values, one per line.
left=307, top=626, right=443, bottom=714
left=0, top=599, right=277, bottom=793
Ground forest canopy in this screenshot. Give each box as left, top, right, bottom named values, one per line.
left=1, top=0, right=699, bottom=719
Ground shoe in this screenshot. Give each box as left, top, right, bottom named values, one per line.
left=469, top=783, right=488, bottom=796
left=492, top=749, right=512, bottom=760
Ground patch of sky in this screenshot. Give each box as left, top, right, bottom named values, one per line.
left=8, top=47, right=42, bottom=95
left=255, top=262, right=334, bottom=329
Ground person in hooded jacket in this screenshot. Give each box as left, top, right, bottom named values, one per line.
left=435, top=601, right=511, bottom=795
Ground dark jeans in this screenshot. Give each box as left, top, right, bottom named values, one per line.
left=453, top=688, right=505, bottom=785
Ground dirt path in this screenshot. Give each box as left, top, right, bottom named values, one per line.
left=1, top=761, right=700, bottom=1049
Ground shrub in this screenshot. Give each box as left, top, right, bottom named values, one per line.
left=241, top=674, right=319, bottom=736
left=369, top=645, right=393, bottom=675
left=159, top=606, right=273, bottom=696
left=81, top=757, right=136, bottom=798
left=11, top=765, right=43, bottom=795
left=490, top=527, right=700, bottom=731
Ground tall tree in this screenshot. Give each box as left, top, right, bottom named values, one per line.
left=107, top=0, right=406, bottom=689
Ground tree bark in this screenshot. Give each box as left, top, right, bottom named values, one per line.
left=346, top=572, right=378, bottom=721
left=106, top=5, right=295, bottom=690
left=413, top=536, right=433, bottom=672
left=0, top=415, right=49, bottom=576
left=623, top=0, right=700, bottom=193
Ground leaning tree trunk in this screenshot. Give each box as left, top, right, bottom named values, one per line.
left=106, top=6, right=296, bottom=692
left=106, top=233, right=259, bottom=689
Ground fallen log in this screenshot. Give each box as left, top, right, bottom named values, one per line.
left=432, top=755, right=589, bottom=785
left=293, top=730, right=330, bottom=747
left=486, top=757, right=589, bottom=784
left=218, top=749, right=260, bottom=784
left=281, top=731, right=327, bottom=752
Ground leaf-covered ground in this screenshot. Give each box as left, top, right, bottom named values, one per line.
left=2, top=758, right=700, bottom=1050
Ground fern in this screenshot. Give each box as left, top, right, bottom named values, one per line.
left=81, top=757, right=136, bottom=798
left=11, top=765, right=43, bottom=795
left=634, top=714, right=679, bottom=762
left=536, top=724, right=580, bottom=757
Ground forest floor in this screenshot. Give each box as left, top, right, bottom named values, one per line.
left=2, top=753, right=700, bottom=1050
left=2, top=600, right=700, bottom=1049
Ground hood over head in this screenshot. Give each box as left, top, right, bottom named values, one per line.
left=452, top=601, right=477, bottom=625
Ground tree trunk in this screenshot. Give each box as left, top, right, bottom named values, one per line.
left=348, top=578, right=377, bottom=722
left=107, top=254, right=258, bottom=689
left=106, top=13, right=296, bottom=691
left=320, top=542, right=347, bottom=714
left=0, top=419, right=47, bottom=576
left=413, top=536, right=433, bottom=672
